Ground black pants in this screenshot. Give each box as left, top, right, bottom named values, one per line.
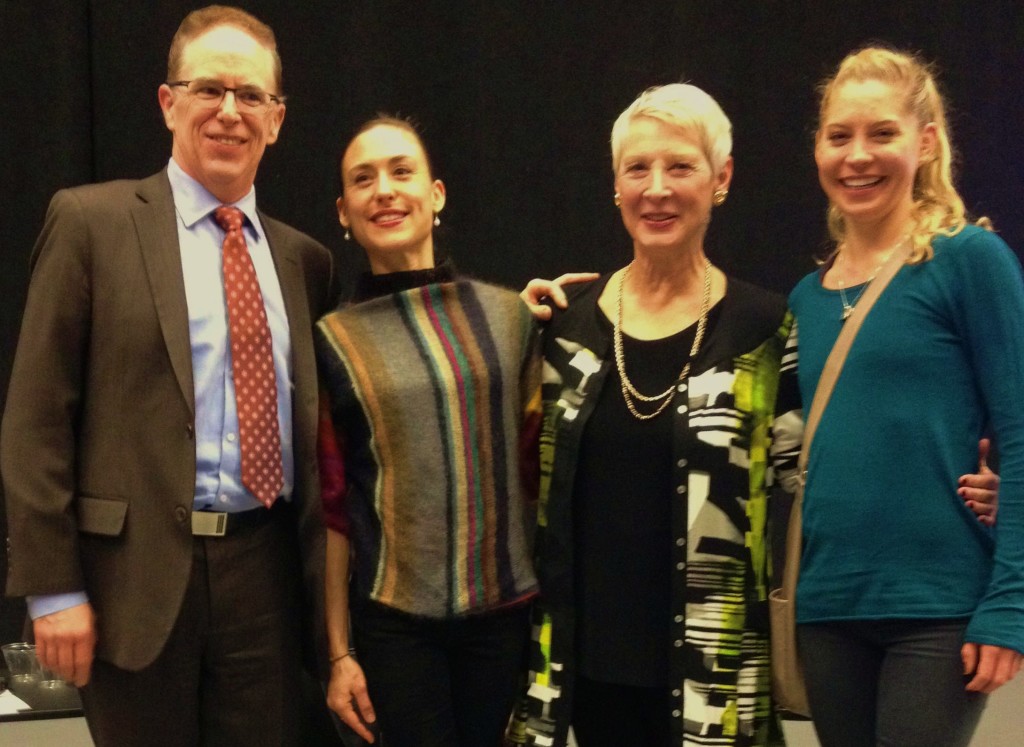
left=351, top=599, right=530, bottom=747
left=81, top=507, right=305, bottom=746
left=798, top=619, right=987, bottom=747
left=570, top=675, right=672, bottom=747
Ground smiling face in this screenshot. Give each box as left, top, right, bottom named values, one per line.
left=158, top=24, right=285, bottom=203
left=614, top=116, right=732, bottom=255
left=337, top=123, right=446, bottom=273
left=815, top=78, right=936, bottom=233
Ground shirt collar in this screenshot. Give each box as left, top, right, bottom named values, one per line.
left=166, top=158, right=264, bottom=240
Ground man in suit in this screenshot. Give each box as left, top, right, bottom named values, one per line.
left=1, top=6, right=336, bottom=745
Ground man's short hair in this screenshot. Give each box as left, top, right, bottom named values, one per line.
left=167, top=5, right=283, bottom=93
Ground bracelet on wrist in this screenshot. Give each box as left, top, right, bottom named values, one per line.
left=330, top=648, right=356, bottom=664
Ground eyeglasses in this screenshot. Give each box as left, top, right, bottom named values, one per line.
left=167, top=79, right=285, bottom=110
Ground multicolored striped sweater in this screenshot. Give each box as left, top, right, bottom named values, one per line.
left=316, top=273, right=542, bottom=619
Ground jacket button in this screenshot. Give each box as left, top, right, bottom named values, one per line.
left=174, top=506, right=189, bottom=523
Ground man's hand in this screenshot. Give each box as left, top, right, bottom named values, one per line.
left=962, top=641, right=1023, bottom=693
left=519, top=273, right=599, bottom=320
left=326, top=655, right=377, bottom=743
left=33, top=602, right=97, bottom=687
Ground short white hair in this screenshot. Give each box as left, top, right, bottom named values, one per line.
left=610, top=83, right=732, bottom=173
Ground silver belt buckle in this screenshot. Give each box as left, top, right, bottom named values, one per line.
left=191, top=511, right=228, bottom=537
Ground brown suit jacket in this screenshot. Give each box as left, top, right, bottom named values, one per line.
left=2, top=170, right=335, bottom=673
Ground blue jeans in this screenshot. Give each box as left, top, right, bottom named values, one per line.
left=351, top=599, right=530, bottom=747
left=798, top=619, right=987, bottom=747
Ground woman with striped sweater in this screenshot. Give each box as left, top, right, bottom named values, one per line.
left=316, top=116, right=542, bottom=747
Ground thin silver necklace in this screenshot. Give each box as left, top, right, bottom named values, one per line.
left=613, top=259, right=712, bottom=421
left=834, top=235, right=908, bottom=321
left=837, top=280, right=871, bottom=321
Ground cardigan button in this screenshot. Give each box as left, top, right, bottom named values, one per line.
left=672, top=709, right=681, bottom=717
left=676, top=485, right=686, bottom=494
left=675, top=614, right=683, bottom=623
left=676, top=458, right=687, bottom=468
left=677, top=404, right=688, bottom=414
left=674, top=639, right=683, bottom=647
left=677, top=383, right=687, bottom=393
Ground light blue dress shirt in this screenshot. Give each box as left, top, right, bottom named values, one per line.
left=168, top=158, right=294, bottom=512
left=28, top=159, right=294, bottom=620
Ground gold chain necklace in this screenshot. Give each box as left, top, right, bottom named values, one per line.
left=614, top=259, right=712, bottom=421
left=834, top=235, right=908, bottom=321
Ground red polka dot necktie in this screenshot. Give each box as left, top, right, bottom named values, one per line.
left=215, top=206, right=283, bottom=508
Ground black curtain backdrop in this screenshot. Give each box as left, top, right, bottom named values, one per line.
left=1, top=1, right=1021, bottom=629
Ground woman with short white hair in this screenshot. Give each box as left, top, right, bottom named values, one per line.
left=511, top=83, right=799, bottom=747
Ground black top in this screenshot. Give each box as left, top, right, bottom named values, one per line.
left=351, top=259, right=456, bottom=302
left=573, top=299, right=723, bottom=687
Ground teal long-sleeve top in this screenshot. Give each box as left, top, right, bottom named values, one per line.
left=789, top=224, right=1024, bottom=654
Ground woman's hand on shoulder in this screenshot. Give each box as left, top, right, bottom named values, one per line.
left=520, top=272, right=599, bottom=320
left=327, top=654, right=377, bottom=743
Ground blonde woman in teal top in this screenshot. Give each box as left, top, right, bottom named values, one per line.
left=790, top=47, right=1024, bottom=746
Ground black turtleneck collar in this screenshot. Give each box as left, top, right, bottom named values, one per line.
left=351, top=259, right=456, bottom=303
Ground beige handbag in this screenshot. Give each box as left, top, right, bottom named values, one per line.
left=769, top=240, right=911, bottom=717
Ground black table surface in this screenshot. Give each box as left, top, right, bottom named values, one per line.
left=0, top=667, right=83, bottom=722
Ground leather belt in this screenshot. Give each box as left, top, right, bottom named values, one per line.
left=191, top=507, right=275, bottom=537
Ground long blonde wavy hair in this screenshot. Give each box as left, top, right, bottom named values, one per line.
left=817, top=47, right=989, bottom=263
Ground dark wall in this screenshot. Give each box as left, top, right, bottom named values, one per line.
left=1, top=1, right=1022, bottom=630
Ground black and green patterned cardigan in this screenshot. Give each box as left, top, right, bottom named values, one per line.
left=509, top=273, right=801, bottom=747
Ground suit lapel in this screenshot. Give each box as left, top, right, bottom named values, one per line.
left=262, top=214, right=316, bottom=418
left=133, top=171, right=195, bottom=415
left=263, top=213, right=312, bottom=335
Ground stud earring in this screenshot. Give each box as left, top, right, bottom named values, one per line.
left=613, top=193, right=621, bottom=207
left=344, top=229, right=351, bottom=241
left=712, top=189, right=728, bottom=207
